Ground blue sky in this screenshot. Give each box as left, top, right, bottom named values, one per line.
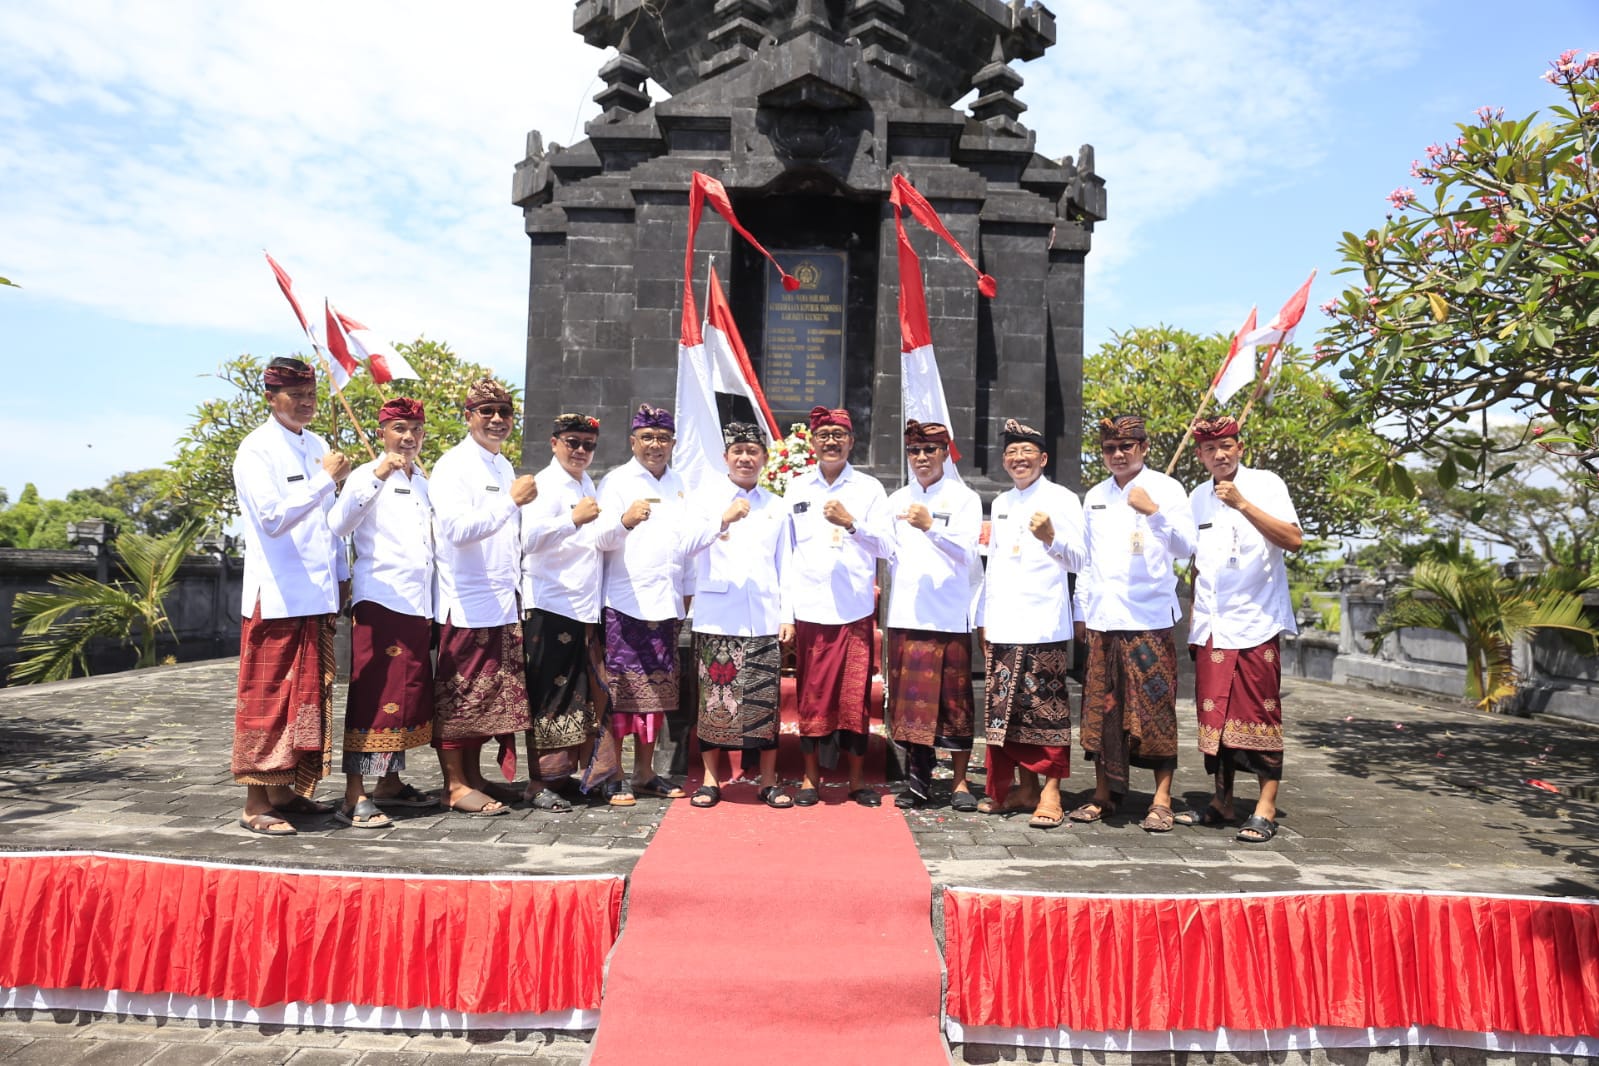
left=1, top=1, right=1593, bottom=499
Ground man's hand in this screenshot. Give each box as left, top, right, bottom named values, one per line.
left=779, top=623, right=796, bottom=645
left=904, top=503, right=933, bottom=531
left=1028, top=511, right=1054, bottom=545
left=510, top=475, right=538, bottom=506
left=321, top=451, right=351, bottom=482
left=572, top=497, right=601, bottom=526
left=622, top=499, right=652, bottom=529
left=822, top=500, right=855, bottom=528
left=1213, top=480, right=1248, bottom=512
left=1126, top=485, right=1158, bottom=515
left=374, top=451, right=408, bottom=480
left=721, top=498, right=751, bottom=527
left=1074, top=620, right=1086, bottom=642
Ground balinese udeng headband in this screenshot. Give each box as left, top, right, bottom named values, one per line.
left=1191, top=416, right=1240, bottom=442
left=553, top=412, right=600, bottom=435
left=809, top=406, right=853, bottom=432
left=1097, top=415, right=1148, bottom=442
left=904, top=419, right=952, bottom=448
left=464, top=378, right=513, bottom=410
left=631, top=404, right=675, bottom=432
left=722, top=422, right=764, bottom=447
left=1000, top=418, right=1045, bottom=449
left=264, top=357, right=315, bottom=389
left=378, top=397, right=425, bottom=424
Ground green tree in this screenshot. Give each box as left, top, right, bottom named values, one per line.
left=0, top=483, right=125, bottom=550
left=8, top=520, right=207, bottom=684
left=1082, top=325, right=1419, bottom=544
left=1318, top=50, right=1599, bottom=478
left=65, top=469, right=206, bottom=537
left=1371, top=551, right=1599, bottom=711
left=170, top=338, right=520, bottom=523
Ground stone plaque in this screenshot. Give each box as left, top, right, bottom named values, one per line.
left=761, top=251, right=847, bottom=427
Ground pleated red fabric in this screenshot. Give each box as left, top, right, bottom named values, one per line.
left=0, top=854, right=622, bottom=1014
left=943, top=890, right=1599, bottom=1038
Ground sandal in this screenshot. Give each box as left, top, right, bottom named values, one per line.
left=758, top=785, right=793, bottom=809
left=691, top=784, right=721, bottom=808
left=239, top=813, right=297, bottom=836
left=525, top=788, right=573, bottom=812
left=849, top=788, right=881, bottom=808
left=1067, top=800, right=1116, bottom=823
left=635, top=776, right=687, bottom=799
left=335, top=798, right=393, bottom=829
left=793, top=787, right=820, bottom=807
left=606, top=780, right=637, bottom=807
left=272, top=796, right=334, bottom=816
left=976, top=795, right=1001, bottom=814
left=1236, top=814, right=1279, bottom=843
left=1140, top=804, right=1175, bottom=833
left=371, top=783, right=436, bottom=808
left=894, top=791, right=926, bottom=809
left=445, top=789, right=509, bottom=817
left=950, top=790, right=979, bottom=813
left=1028, top=803, right=1066, bottom=829
left=1174, top=805, right=1233, bottom=827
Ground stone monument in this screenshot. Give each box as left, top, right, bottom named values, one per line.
left=513, top=0, right=1106, bottom=492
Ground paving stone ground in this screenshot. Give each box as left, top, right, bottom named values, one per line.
left=4, top=659, right=1598, bottom=1062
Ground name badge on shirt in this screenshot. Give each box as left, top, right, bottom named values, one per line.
left=1090, top=504, right=1106, bottom=510
left=645, top=497, right=662, bottom=504
left=394, top=487, right=411, bottom=495
left=486, top=484, right=501, bottom=492
left=994, top=512, right=1008, bottom=520
left=1130, top=529, right=1146, bottom=556
left=793, top=501, right=810, bottom=514
left=286, top=474, right=305, bottom=483
left=1198, top=522, right=1213, bottom=530
left=829, top=525, right=845, bottom=549
left=932, top=511, right=950, bottom=526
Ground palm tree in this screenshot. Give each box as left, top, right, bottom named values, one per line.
left=9, top=519, right=206, bottom=684
left=1371, top=556, right=1599, bottom=711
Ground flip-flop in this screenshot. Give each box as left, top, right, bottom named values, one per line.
left=1028, top=804, right=1066, bottom=829
left=1067, top=800, right=1116, bottom=823
left=849, top=788, right=882, bottom=808
left=635, top=776, right=687, bottom=799
left=335, top=798, right=393, bottom=830
left=606, top=781, right=637, bottom=807
left=445, top=790, right=509, bottom=817
left=793, top=787, right=820, bottom=807
left=758, top=785, right=793, bottom=809
left=1236, top=814, right=1279, bottom=843
left=1140, top=804, right=1175, bottom=833
left=894, top=791, right=926, bottom=809
left=690, top=784, right=721, bottom=808
left=239, top=813, right=297, bottom=836
left=976, top=796, right=1002, bottom=814
left=1174, top=805, right=1233, bottom=827
left=525, top=789, right=573, bottom=812
left=949, top=790, right=979, bottom=813
left=272, top=796, right=334, bottom=816
left=371, top=783, right=436, bottom=808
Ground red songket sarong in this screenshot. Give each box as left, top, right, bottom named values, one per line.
left=1192, top=635, right=1285, bottom=780
left=344, top=601, right=433, bottom=758
left=231, top=607, right=335, bottom=797
left=433, top=621, right=531, bottom=780
left=793, top=616, right=875, bottom=737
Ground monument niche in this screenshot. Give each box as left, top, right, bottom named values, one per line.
left=513, top=0, right=1106, bottom=493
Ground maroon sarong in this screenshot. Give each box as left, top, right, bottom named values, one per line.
left=1080, top=628, right=1179, bottom=798
left=983, top=641, right=1072, bottom=777
left=344, top=602, right=433, bottom=770
left=232, top=607, right=335, bottom=797
left=793, top=616, right=875, bottom=737
left=886, top=629, right=974, bottom=749
left=433, top=621, right=530, bottom=779
left=1193, top=635, right=1284, bottom=781
left=602, top=607, right=680, bottom=716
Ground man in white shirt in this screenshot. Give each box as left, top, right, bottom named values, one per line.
left=429, top=378, right=538, bottom=816
left=885, top=420, right=982, bottom=812
left=326, top=397, right=438, bottom=830
left=520, top=411, right=618, bottom=811
left=1179, top=416, right=1302, bottom=844
left=973, top=418, right=1086, bottom=828
left=230, top=357, right=351, bottom=835
left=682, top=422, right=792, bottom=809
left=595, top=404, right=700, bottom=805
left=780, top=406, right=893, bottom=807
left=1072, top=415, right=1197, bottom=832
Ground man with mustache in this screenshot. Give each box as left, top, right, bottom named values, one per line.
left=231, top=356, right=350, bottom=835
left=780, top=406, right=893, bottom=807
left=327, top=397, right=438, bottom=829
left=1180, top=415, right=1302, bottom=844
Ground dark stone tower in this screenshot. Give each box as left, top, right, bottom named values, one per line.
left=513, top=0, right=1106, bottom=492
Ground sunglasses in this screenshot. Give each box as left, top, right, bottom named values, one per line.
left=813, top=431, right=851, bottom=443
left=472, top=404, right=514, bottom=420
left=1101, top=441, right=1142, bottom=454
left=558, top=436, right=596, bottom=452
left=906, top=445, right=943, bottom=456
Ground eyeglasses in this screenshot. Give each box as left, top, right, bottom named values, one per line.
left=813, top=430, right=851, bottom=443
left=1101, top=441, right=1141, bottom=455
left=633, top=433, right=675, bottom=445
left=1002, top=446, right=1042, bottom=459
left=558, top=436, right=596, bottom=452
left=472, top=405, right=514, bottom=420
left=906, top=445, right=943, bottom=456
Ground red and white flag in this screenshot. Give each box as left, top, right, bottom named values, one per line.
left=330, top=307, right=421, bottom=384
left=1211, top=306, right=1257, bottom=405
left=264, top=251, right=312, bottom=337
left=322, top=301, right=359, bottom=391
left=1239, top=270, right=1316, bottom=352
left=889, top=173, right=997, bottom=480
left=674, top=172, right=797, bottom=493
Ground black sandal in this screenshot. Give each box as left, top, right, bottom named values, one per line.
left=793, top=787, right=820, bottom=807
left=849, top=788, right=881, bottom=808
left=949, top=790, right=979, bottom=813
left=1236, top=814, right=1279, bottom=843
left=758, top=785, right=793, bottom=809
left=691, top=784, right=721, bottom=808
left=1175, top=805, right=1233, bottom=827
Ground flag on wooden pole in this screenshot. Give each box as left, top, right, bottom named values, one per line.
left=1212, top=306, right=1258, bottom=404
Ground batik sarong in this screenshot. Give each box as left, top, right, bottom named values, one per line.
left=983, top=641, right=1072, bottom=777
left=1193, top=635, right=1284, bottom=782
left=886, top=629, right=974, bottom=749
left=602, top=609, right=680, bottom=740
left=793, top=616, right=874, bottom=755
left=694, top=632, right=781, bottom=751
left=524, top=608, right=597, bottom=752
left=433, top=622, right=530, bottom=780
left=343, top=601, right=433, bottom=776
left=232, top=606, right=335, bottom=797
left=1080, top=627, right=1180, bottom=797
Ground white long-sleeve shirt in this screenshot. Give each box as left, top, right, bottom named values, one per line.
left=781, top=463, right=893, bottom=626
left=685, top=479, right=788, bottom=637
left=975, top=476, right=1086, bottom=645
left=327, top=458, right=434, bottom=618
left=520, top=458, right=623, bottom=624
left=597, top=459, right=714, bottom=622
left=1075, top=466, right=1197, bottom=632
left=1188, top=464, right=1300, bottom=649
left=429, top=437, right=521, bottom=627
left=885, top=474, right=982, bottom=634
left=233, top=417, right=349, bottom=619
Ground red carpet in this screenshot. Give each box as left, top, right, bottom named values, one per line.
left=587, top=782, right=946, bottom=1065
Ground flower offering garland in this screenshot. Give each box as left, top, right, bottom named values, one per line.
left=759, top=422, right=817, bottom=495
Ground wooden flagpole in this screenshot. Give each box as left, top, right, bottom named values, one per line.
left=1165, top=380, right=1220, bottom=475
